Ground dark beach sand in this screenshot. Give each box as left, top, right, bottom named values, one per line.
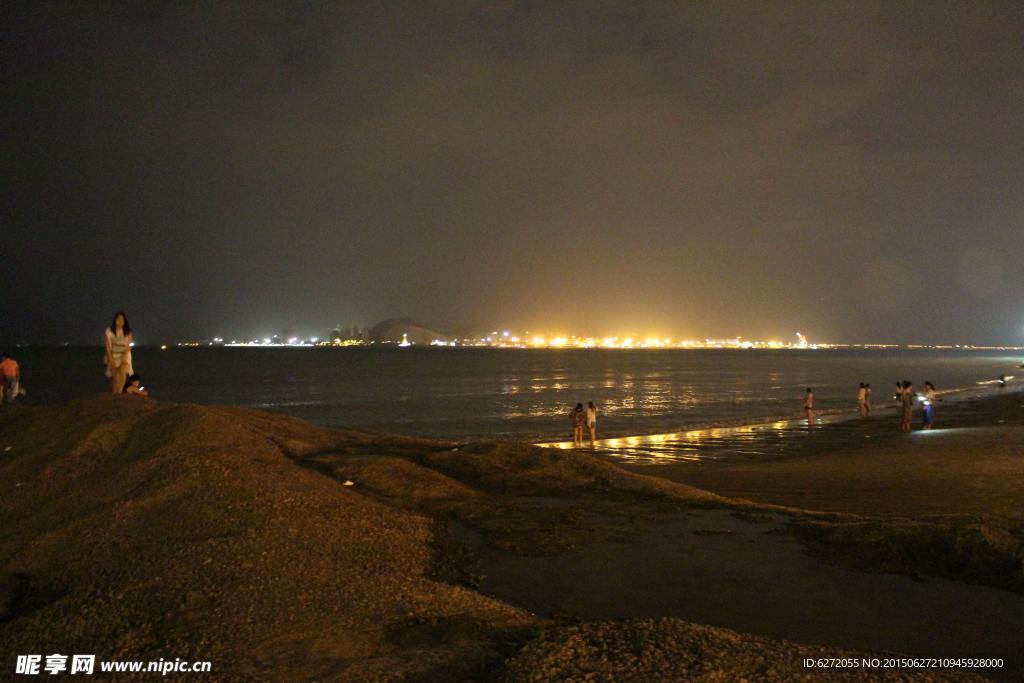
left=638, top=426, right=1024, bottom=517
left=479, top=390, right=1024, bottom=682
left=3, top=394, right=1020, bottom=682
left=478, top=508, right=1024, bottom=682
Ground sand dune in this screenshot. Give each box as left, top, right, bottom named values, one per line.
left=0, top=396, right=532, bottom=681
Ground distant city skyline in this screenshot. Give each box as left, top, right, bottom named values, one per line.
left=6, top=317, right=1024, bottom=350
left=104, top=323, right=1024, bottom=352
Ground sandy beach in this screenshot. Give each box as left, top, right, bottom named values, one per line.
left=2, top=392, right=1021, bottom=681
left=600, top=388, right=1024, bottom=517
left=480, top=508, right=1024, bottom=679
left=12, top=1, right=1024, bottom=680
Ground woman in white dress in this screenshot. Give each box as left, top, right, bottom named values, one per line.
left=105, top=312, right=133, bottom=393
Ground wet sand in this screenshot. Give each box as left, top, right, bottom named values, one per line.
left=476, top=509, right=1024, bottom=681
left=631, top=426, right=1024, bottom=517
left=594, top=389, right=1024, bottom=517
left=475, top=390, right=1024, bottom=682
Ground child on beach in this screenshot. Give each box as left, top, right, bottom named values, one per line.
left=123, top=374, right=149, bottom=396
left=804, top=388, right=813, bottom=424
left=858, top=383, right=867, bottom=418
left=0, top=351, right=20, bottom=404
left=571, top=403, right=586, bottom=448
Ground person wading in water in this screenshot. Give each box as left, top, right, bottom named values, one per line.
left=570, top=403, right=586, bottom=448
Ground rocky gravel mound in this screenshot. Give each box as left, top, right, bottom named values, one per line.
left=498, top=618, right=990, bottom=683
left=1, top=396, right=1010, bottom=682
left=0, top=396, right=535, bottom=682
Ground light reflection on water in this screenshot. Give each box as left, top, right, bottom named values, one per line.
left=542, top=383, right=1020, bottom=464
left=541, top=413, right=855, bottom=464
left=12, top=347, right=1023, bottom=443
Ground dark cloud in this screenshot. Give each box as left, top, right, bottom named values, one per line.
left=2, top=0, right=1022, bottom=345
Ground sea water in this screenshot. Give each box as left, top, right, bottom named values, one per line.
left=10, top=347, right=1021, bottom=443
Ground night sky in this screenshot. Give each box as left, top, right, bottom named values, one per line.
left=3, top=1, right=1023, bottom=345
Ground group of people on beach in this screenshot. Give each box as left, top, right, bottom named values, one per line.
left=803, top=380, right=938, bottom=431
left=895, top=380, right=936, bottom=430
left=578, top=374, right=952, bottom=448
left=570, top=401, right=598, bottom=448
left=0, top=313, right=148, bottom=405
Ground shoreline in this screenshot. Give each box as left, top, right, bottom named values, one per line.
left=536, top=383, right=1024, bottom=459
left=598, top=386, right=1024, bottom=519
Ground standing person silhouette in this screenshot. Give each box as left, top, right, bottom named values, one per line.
left=804, top=388, right=814, bottom=424
left=570, top=403, right=586, bottom=448
left=585, top=401, right=598, bottom=448
left=858, top=383, right=868, bottom=418
left=901, top=380, right=914, bottom=431
left=921, top=381, right=936, bottom=429
left=864, top=384, right=872, bottom=417
left=105, top=312, right=133, bottom=394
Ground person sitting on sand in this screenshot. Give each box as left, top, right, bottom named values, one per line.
left=585, top=401, right=598, bottom=448
left=570, top=403, right=586, bottom=448
left=901, top=380, right=914, bottom=431
left=804, top=388, right=814, bottom=424
left=0, top=351, right=20, bottom=404
left=122, top=374, right=149, bottom=396
left=858, top=383, right=867, bottom=418
left=921, top=381, right=936, bottom=429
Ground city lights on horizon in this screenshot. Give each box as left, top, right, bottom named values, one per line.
left=168, top=332, right=1024, bottom=351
